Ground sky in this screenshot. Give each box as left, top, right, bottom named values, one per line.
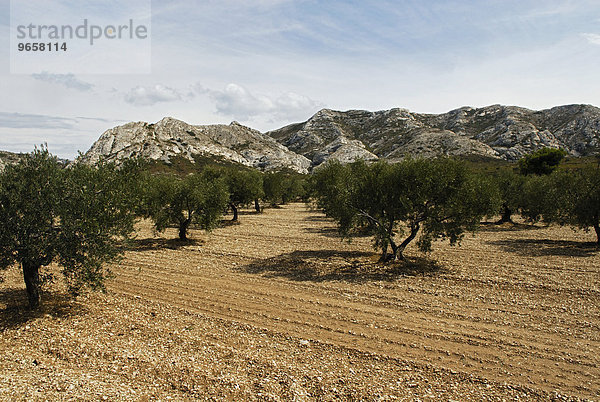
left=1, top=0, right=600, bottom=158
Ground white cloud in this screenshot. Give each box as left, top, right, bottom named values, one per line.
left=582, top=33, right=600, bottom=45
left=31, top=72, right=94, bottom=91
left=0, top=112, right=78, bottom=129
left=273, top=92, right=325, bottom=120
left=0, top=113, right=122, bottom=158
left=124, top=84, right=191, bottom=106
left=206, top=83, right=324, bottom=122
left=211, top=83, right=273, bottom=119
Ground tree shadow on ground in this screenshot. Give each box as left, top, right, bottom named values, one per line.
left=302, top=227, right=375, bottom=240
left=478, top=221, right=544, bottom=233
left=303, top=214, right=331, bottom=223
left=0, top=288, right=87, bottom=330
left=303, top=225, right=376, bottom=240
left=302, top=226, right=343, bottom=238
left=127, top=237, right=203, bottom=251
left=220, top=219, right=241, bottom=227
left=237, top=249, right=445, bottom=283
left=489, top=239, right=599, bottom=257
left=237, top=209, right=261, bottom=216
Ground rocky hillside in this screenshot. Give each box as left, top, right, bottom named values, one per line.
left=80, top=117, right=311, bottom=173
left=0, top=151, right=25, bottom=172
left=267, top=104, right=600, bottom=166
left=78, top=104, right=599, bottom=172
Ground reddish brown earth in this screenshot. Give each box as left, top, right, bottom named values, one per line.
left=1, top=203, right=598, bottom=400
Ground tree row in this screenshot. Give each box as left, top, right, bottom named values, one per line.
left=1, top=147, right=598, bottom=308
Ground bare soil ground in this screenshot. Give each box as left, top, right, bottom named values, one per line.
left=0, top=203, right=599, bottom=401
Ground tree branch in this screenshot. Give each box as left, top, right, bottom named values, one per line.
left=357, top=209, right=384, bottom=229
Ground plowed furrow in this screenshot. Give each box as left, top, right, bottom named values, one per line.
left=110, top=266, right=598, bottom=393
left=103, top=205, right=600, bottom=398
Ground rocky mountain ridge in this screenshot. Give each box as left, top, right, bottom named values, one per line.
left=267, top=104, right=600, bottom=167
left=77, top=104, right=600, bottom=172
left=80, top=117, right=311, bottom=173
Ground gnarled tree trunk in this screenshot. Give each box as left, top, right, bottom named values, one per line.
left=379, top=243, right=389, bottom=262
left=178, top=218, right=191, bottom=241
left=496, top=204, right=513, bottom=224
left=594, top=221, right=600, bottom=245
left=379, top=230, right=400, bottom=262
left=230, top=203, right=238, bottom=222
left=254, top=199, right=261, bottom=213
left=396, top=223, right=420, bottom=261
left=22, top=261, right=41, bottom=309
left=389, top=239, right=399, bottom=261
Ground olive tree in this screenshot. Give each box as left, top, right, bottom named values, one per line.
left=532, top=165, right=600, bottom=243
left=263, top=171, right=307, bottom=207
left=263, top=172, right=285, bottom=207
left=564, top=165, right=600, bottom=244
left=224, top=168, right=264, bottom=221
left=518, top=173, right=555, bottom=223
left=0, top=149, right=139, bottom=308
left=143, top=172, right=229, bottom=240
left=493, top=169, right=526, bottom=224
left=312, top=158, right=499, bottom=261
left=493, top=148, right=566, bottom=224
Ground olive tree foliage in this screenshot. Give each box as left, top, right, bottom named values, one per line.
left=562, top=165, right=600, bottom=244
left=263, top=172, right=285, bottom=206
left=224, top=168, right=264, bottom=221
left=142, top=172, right=229, bottom=240
left=0, top=149, right=139, bottom=308
left=522, top=165, right=600, bottom=244
left=263, top=172, right=307, bottom=207
left=493, top=169, right=526, bottom=224
left=518, top=173, right=555, bottom=223
left=282, top=173, right=308, bottom=204
left=311, top=159, right=499, bottom=261
left=494, top=148, right=566, bottom=224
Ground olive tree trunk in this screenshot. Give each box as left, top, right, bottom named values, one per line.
left=379, top=242, right=396, bottom=262
left=230, top=203, right=238, bottom=222
left=395, top=223, right=421, bottom=261
left=178, top=218, right=191, bottom=240
left=496, top=204, right=513, bottom=224
left=22, top=261, right=41, bottom=309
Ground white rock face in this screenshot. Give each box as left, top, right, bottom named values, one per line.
left=268, top=104, right=600, bottom=166
left=76, top=104, right=600, bottom=172
left=312, top=136, right=378, bottom=165
left=80, top=117, right=311, bottom=173
left=385, top=130, right=498, bottom=160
